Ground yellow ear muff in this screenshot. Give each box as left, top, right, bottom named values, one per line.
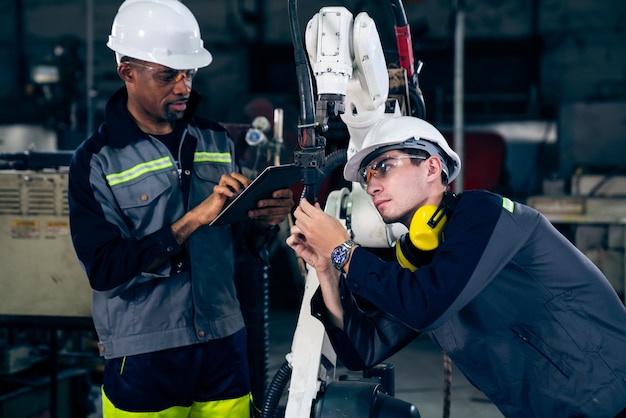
left=394, top=206, right=445, bottom=271
left=408, top=204, right=447, bottom=251
left=395, top=233, right=437, bottom=272
left=394, top=192, right=456, bottom=270
left=395, top=197, right=453, bottom=270
left=396, top=235, right=418, bottom=272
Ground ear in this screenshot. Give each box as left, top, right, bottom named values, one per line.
left=117, top=62, right=134, bottom=83
left=425, top=156, right=443, bottom=182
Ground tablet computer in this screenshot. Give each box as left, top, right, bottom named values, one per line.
left=210, top=163, right=302, bottom=226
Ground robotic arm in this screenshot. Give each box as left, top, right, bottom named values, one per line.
left=305, top=7, right=407, bottom=249
left=305, top=7, right=391, bottom=157
left=279, top=6, right=418, bottom=418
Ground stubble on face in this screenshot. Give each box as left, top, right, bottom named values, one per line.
left=380, top=206, right=414, bottom=227
left=164, top=108, right=183, bottom=123
left=374, top=164, right=429, bottom=227
left=164, top=98, right=189, bottom=123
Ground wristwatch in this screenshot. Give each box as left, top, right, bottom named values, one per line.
left=331, top=240, right=356, bottom=271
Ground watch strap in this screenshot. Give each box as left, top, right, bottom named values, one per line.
left=331, top=239, right=356, bottom=271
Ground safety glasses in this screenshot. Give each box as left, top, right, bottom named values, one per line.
left=358, top=155, right=426, bottom=188
left=125, top=60, right=197, bottom=85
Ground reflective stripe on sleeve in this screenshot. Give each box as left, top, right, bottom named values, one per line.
left=502, top=197, right=514, bottom=213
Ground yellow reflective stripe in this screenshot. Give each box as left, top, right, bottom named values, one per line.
left=502, top=197, right=514, bottom=213
left=102, top=388, right=252, bottom=417
left=106, top=157, right=174, bottom=186
left=194, top=152, right=231, bottom=163
left=190, top=393, right=252, bottom=417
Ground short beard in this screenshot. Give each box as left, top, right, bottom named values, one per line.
left=165, top=109, right=184, bottom=123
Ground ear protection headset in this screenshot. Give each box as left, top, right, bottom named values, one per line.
left=395, top=191, right=457, bottom=271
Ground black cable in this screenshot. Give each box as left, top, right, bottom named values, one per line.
left=261, top=360, right=292, bottom=418
left=315, top=149, right=348, bottom=191
left=389, top=0, right=409, bottom=26
left=288, top=0, right=315, bottom=138
left=388, top=0, right=426, bottom=118
left=258, top=242, right=272, bottom=413
left=288, top=0, right=326, bottom=205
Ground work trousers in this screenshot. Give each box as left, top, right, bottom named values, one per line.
left=102, top=328, right=252, bottom=417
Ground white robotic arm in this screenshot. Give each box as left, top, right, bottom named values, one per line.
left=341, top=10, right=391, bottom=156
left=305, top=7, right=392, bottom=155
left=305, top=6, right=405, bottom=248
left=283, top=7, right=411, bottom=418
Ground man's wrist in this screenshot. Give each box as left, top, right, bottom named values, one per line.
left=331, top=240, right=357, bottom=272
left=342, top=244, right=358, bottom=273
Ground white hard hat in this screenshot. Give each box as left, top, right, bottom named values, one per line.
left=343, top=116, right=461, bottom=184
left=107, top=0, right=213, bottom=70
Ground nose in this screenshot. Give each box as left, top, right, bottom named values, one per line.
left=173, top=75, right=192, bottom=94
left=365, top=177, right=382, bottom=195
left=174, top=71, right=193, bottom=84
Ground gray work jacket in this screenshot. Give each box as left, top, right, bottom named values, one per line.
left=69, top=88, right=245, bottom=358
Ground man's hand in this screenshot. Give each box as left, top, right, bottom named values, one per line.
left=172, top=172, right=250, bottom=244
left=195, top=172, right=251, bottom=226
left=290, top=199, right=351, bottom=260
left=248, top=188, right=295, bottom=230
left=286, top=200, right=347, bottom=329
left=286, top=223, right=333, bottom=274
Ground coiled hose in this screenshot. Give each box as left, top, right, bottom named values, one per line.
left=261, top=359, right=292, bottom=418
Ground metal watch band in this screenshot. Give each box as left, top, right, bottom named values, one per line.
left=331, top=239, right=356, bottom=271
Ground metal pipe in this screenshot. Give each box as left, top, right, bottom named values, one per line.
left=14, top=0, right=25, bottom=97
left=452, top=0, right=465, bottom=194
left=85, top=0, right=94, bottom=137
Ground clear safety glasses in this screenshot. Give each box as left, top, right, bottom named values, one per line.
left=358, top=155, right=427, bottom=188
left=126, top=60, right=197, bottom=85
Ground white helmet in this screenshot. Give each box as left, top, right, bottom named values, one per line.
left=343, top=116, right=461, bottom=184
left=107, top=0, right=213, bottom=70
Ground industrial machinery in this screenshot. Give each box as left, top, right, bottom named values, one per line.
left=0, top=151, right=95, bottom=418
left=261, top=1, right=428, bottom=417
left=0, top=151, right=89, bottom=318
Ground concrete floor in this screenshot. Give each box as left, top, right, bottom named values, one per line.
left=267, top=307, right=505, bottom=418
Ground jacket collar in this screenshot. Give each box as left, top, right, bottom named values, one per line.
left=105, top=86, right=202, bottom=149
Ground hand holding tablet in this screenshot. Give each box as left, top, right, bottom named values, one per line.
left=210, top=164, right=302, bottom=226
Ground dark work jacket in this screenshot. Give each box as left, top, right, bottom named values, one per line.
left=312, top=190, right=626, bottom=417
left=69, top=87, right=246, bottom=359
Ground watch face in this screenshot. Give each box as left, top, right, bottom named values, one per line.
left=332, top=244, right=350, bottom=270
left=332, top=246, right=348, bottom=265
